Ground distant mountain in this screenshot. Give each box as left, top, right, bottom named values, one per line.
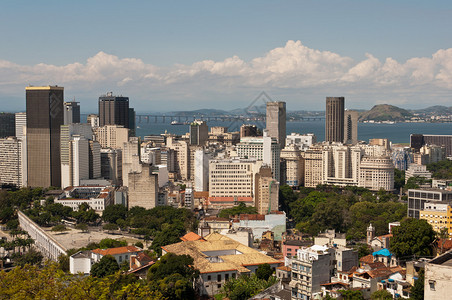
left=358, top=104, right=412, bottom=122
left=410, top=105, right=452, bottom=115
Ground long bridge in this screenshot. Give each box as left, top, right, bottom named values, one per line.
left=135, top=115, right=324, bottom=123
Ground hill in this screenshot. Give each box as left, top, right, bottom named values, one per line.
left=358, top=104, right=412, bottom=122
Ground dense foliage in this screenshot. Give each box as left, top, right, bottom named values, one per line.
left=218, top=274, right=278, bottom=300
left=390, top=218, right=436, bottom=260
left=279, top=185, right=406, bottom=239
left=90, top=255, right=120, bottom=278
left=0, top=263, right=163, bottom=299
left=218, top=202, right=258, bottom=218
left=410, top=268, right=424, bottom=300
left=427, top=159, right=452, bottom=179
left=147, top=253, right=199, bottom=300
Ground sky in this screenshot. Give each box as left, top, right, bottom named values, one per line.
left=0, top=0, right=451, bottom=113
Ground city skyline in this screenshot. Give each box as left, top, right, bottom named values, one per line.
left=1, top=1, right=451, bottom=112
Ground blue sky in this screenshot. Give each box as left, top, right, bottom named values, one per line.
left=1, top=0, right=451, bottom=113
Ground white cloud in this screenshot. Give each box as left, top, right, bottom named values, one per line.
left=1, top=40, right=452, bottom=110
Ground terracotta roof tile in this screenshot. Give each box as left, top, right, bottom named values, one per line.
left=92, top=246, right=140, bottom=256
left=181, top=232, right=205, bottom=242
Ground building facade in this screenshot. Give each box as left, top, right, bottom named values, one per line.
left=325, top=97, right=345, bottom=143
left=98, top=93, right=129, bottom=128
left=26, top=86, right=64, bottom=188
left=358, top=156, right=394, bottom=191
left=266, top=101, right=286, bottom=149
left=63, top=101, right=80, bottom=124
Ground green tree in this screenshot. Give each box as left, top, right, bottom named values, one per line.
left=371, top=289, right=392, bottom=300
left=51, top=224, right=68, bottom=232
left=98, top=238, right=127, bottom=249
left=151, top=224, right=185, bottom=255
left=279, top=184, right=298, bottom=214
left=394, top=169, right=405, bottom=190
left=410, top=268, right=424, bottom=300
left=218, top=202, right=257, bottom=218
left=102, top=204, right=128, bottom=224
left=255, top=263, right=273, bottom=280
left=90, top=255, right=119, bottom=278
left=103, top=223, right=119, bottom=231
left=390, top=218, right=436, bottom=259
left=75, top=223, right=89, bottom=232
left=11, top=248, right=43, bottom=267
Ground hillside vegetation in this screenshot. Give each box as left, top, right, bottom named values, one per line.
left=358, top=104, right=412, bottom=122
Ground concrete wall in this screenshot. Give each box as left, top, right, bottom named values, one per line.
left=18, top=211, right=67, bottom=261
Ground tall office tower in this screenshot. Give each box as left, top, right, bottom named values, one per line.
left=98, top=92, right=129, bottom=129
left=26, top=86, right=64, bottom=188
left=100, top=148, right=122, bottom=185
left=122, top=137, right=142, bottom=187
left=189, top=120, right=208, bottom=146
left=236, top=132, right=281, bottom=181
left=87, top=114, right=99, bottom=128
left=60, top=123, right=94, bottom=188
left=266, top=101, right=286, bottom=149
left=15, top=112, right=27, bottom=140
left=166, top=136, right=190, bottom=180
left=343, top=110, right=358, bottom=144
left=254, top=165, right=279, bottom=215
left=322, top=144, right=363, bottom=186
left=94, top=125, right=129, bottom=149
left=0, top=113, right=15, bottom=138
left=325, top=97, right=345, bottom=143
left=194, top=149, right=209, bottom=192
left=0, top=137, right=23, bottom=187
left=89, top=140, right=101, bottom=179
left=128, top=108, right=136, bottom=137
left=240, top=124, right=258, bottom=139
left=304, top=145, right=324, bottom=188
left=63, top=101, right=80, bottom=124
left=280, top=144, right=303, bottom=187
left=128, top=164, right=158, bottom=209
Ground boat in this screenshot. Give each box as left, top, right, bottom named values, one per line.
left=171, top=120, right=185, bottom=125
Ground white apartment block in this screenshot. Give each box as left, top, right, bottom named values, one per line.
left=0, top=137, right=24, bottom=187
left=322, top=144, right=363, bottom=187
left=194, top=149, right=209, bottom=192
left=122, top=137, right=141, bottom=187
left=236, top=132, right=280, bottom=181
left=405, top=163, right=432, bottom=184
left=303, top=145, right=323, bottom=188
left=286, top=133, right=316, bottom=151
left=15, top=112, right=27, bottom=140
left=209, top=158, right=262, bottom=198
left=166, top=136, right=190, bottom=180
left=281, top=144, right=303, bottom=187
left=358, top=156, right=394, bottom=191
left=57, top=186, right=113, bottom=212
left=94, top=125, right=129, bottom=150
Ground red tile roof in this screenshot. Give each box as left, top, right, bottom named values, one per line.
left=92, top=246, right=140, bottom=256
left=180, top=232, right=205, bottom=242
left=239, top=214, right=265, bottom=221
left=359, top=254, right=374, bottom=264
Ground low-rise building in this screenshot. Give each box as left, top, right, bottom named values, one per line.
left=424, top=250, right=452, bottom=300
left=161, top=232, right=281, bottom=297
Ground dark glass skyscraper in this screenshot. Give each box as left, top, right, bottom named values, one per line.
left=63, top=101, right=80, bottom=124
left=0, top=113, right=15, bottom=138
left=266, top=101, right=286, bottom=149
left=98, top=92, right=129, bottom=129
left=325, top=97, right=345, bottom=143
left=26, top=86, right=64, bottom=188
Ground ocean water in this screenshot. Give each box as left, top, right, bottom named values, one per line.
left=80, top=114, right=452, bottom=144
left=135, top=119, right=452, bottom=144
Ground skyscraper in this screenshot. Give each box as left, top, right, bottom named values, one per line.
left=325, top=97, right=345, bottom=143
left=63, top=101, right=80, bottom=124
left=344, top=110, right=358, bottom=144
left=98, top=92, right=129, bottom=128
left=266, top=101, right=286, bottom=149
left=15, top=112, right=27, bottom=140
left=0, top=113, right=15, bottom=138
left=189, top=120, right=208, bottom=146
left=26, top=86, right=64, bottom=188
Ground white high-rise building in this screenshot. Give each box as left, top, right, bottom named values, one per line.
left=15, top=112, right=27, bottom=140
left=94, top=125, right=129, bottom=150
left=236, top=131, right=280, bottom=181
left=60, top=124, right=97, bottom=188
left=122, top=137, right=142, bottom=187
left=286, top=133, right=316, bottom=151
left=322, top=144, right=363, bottom=187
left=0, top=137, right=24, bottom=187
left=209, top=158, right=262, bottom=198
left=358, top=156, right=394, bottom=191
left=280, top=144, right=303, bottom=187
left=194, top=149, right=209, bottom=192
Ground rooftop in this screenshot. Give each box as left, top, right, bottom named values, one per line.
left=162, top=232, right=280, bottom=274
left=92, top=246, right=140, bottom=256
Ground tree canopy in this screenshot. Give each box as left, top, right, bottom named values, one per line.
left=390, top=218, right=436, bottom=259
left=218, top=202, right=257, bottom=218
left=90, top=255, right=120, bottom=278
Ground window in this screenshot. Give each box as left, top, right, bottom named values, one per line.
left=207, top=275, right=211, bottom=281
left=232, top=273, right=236, bottom=279
left=217, top=284, right=221, bottom=289
left=217, top=274, right=222, bottom=282
left=429, top=280, right=436, bottom=291
left=225, top=274, right=229, bottom=281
